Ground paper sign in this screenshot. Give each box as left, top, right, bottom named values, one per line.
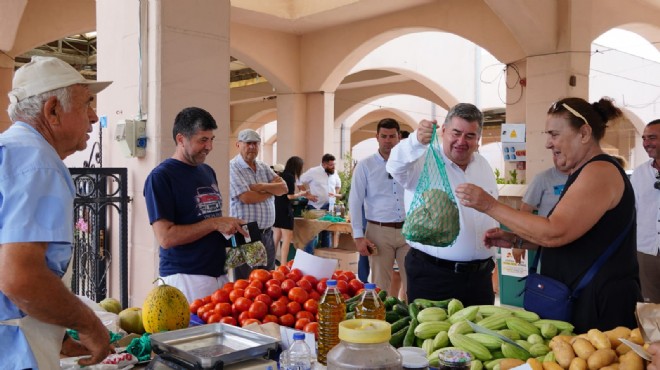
left=292, top=249, right=337, bottom=280
left=503, top=143, right=527, bottom=162
left=500, top=248, right=529, bottom=278
left=501, top=123, right=526, bottom=143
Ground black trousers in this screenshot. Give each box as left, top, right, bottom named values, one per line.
left=405, top=248, right=495, bottom=306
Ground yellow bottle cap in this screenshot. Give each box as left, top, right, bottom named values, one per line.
left=338, top=319, right=391, bottom=343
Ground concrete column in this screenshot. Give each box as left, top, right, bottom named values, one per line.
left=276, top=92, right=307, bottom=164
left=0, top=54, right=13, bottom=131
left=305, top=91, right=336, bottom=169
left=97, top=0, right=230, bottom=305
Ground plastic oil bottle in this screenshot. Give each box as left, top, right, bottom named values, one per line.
left=317, top=280, right=346, bottom=366
left=354, top=283, right=386, bottom=320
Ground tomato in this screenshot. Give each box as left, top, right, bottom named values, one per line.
left=348, top=279, right=364, bottom=295
left=211, top=289, right=230, bottom=304
left=190, top=299, right=204, bottom=314
left=303, top=299, right=319, bottom=315
left=332, top=270, right=343, bottom=280
left=214, top=302, right=232, bottom=317
left=202, top=295, right=212, bottom=304
left=308, top=290, right=321, bottom=301
left=248, top=279, right=263, bottom=291
left=249, top=268, right=272, bottom=283
left=238, top=311, right=251, bottom=325
left=221, top=282, right=235, bottom=293
left=295, top=318, right=311, bottom=331
left=270, top=301, right=287, bottom=316
left=336, top=280, right=349, bottom=294
left=266, top=285, right=282, bottom=300
left=296, top=310, right=315, bottom=322
left=276, top=295, right=290, bottom=305
left=287, top=268, right=303, bottom=282
left=271, top=270, right=286, bottom=282
left=207, top=313, right=221, bottom=323
left=228, top=288, right=245, bottom=303
left=248, top=301, right=268, bottom=320
left=242, top=318, right=261, bottom=327
left=301, top=275, right=318, bottom=287
left=197, top=302, right=215, bottom=318
left=279, top=313, right=295, bottom=327
left=254, top=293, right=272, bottom=306
left=234, top=279, right=250, bottom=290
left=288, top=287, right=309, bottom=304
left=296, top=279, right=313, bottom=292
left=262, top=314, right=279, bottom=324
left=244, top=286, right=262, bottom=301
left=200, top=310, right=213, bottom=323
left=286, top=260, right=294, bottom=269
left=265, top=278, right=281, bottom=288
left=334, top=273, right=349, bottom=282
left=234, top=297, right=253, bottom=312
left=316, top=279, right=328, bottom=295
left=281, top=279, right=297, bottom=294
left=276, top=265, right=290, bottom=275
left=341, top=271, right=357, bottom=281
left=303, top=322, right=319, bottom=339
left=220, top=316, right=237, bottom=326
left=287, top=301, right=302, bottom=315
left=341, top=293, right=351, bottom=301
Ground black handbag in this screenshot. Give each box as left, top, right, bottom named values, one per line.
left=520, top=217, right=633, bottom=321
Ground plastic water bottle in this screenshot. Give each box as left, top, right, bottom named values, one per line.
left=354, top=283, right=386, bottom=320
left=280, top=332, right=312, bottom=370
left=328, top=196, right=336, bottom=214
left=317, top=280, right=346, bottom=366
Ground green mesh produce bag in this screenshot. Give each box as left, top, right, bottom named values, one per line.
left=402, top=125, right=460, bottom=247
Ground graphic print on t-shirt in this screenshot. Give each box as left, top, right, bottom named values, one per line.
left=195, top=186, right=222, bottom=216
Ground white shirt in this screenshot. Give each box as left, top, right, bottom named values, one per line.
left=348, top=152, right=406, bottom=238
left=386, top=131, right=499, bottom=261
left=300, top=165, right=341, bottom=209
left=630, top=159, right=660, bottom=255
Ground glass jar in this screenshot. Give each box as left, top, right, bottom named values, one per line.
left=436, top=348, right=473, bottom=370
left=326, top=319, right=402, bottom=370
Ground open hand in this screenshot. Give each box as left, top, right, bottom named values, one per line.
left=455, top=183, right=496, bottom=212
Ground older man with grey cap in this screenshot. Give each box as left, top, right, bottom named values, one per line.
left=229, top=129, right=287, bottom=279
left=0, top=56, right=113, bottom=368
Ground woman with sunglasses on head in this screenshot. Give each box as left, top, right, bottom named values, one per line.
left=455, top=97, right=641, bottom=333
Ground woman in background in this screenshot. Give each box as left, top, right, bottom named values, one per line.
left=273, top=156, right=308, bottom=264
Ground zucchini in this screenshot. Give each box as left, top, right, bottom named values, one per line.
left=345, top=311, right=355, bottom=320
left=385, top=310, right=400, bottom=323
left=408, top=302, right=421, bottom=320
left=403, top=317, right=418, bottom=347
left=413, top=298, right=451, bottom=309
left=389, top=325, right=409, bottom=348
left=346, top=302, right=358, bottom=314
left=390, top=316, right=412, bottom=333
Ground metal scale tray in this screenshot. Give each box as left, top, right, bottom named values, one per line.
left=150, top=323, right=280, bottom=369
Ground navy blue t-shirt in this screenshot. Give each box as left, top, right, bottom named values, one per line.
left=144, top=158, right=228, bottom=277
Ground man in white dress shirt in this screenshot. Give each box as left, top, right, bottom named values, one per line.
left=300, top=154, right=342, bottom=248
left=630, top=118, right=660, bottom=303
left=387, top=103, right=499, bottom=305
left=349, top=118, right=408, bottom=295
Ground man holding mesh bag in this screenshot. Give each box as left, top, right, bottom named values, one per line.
left=386, top=103, right=499, bottom=305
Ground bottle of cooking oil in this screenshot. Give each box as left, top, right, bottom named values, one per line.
left=317, top=280, right=346, bottom=366
left=354, top=283, right=386, bottom=320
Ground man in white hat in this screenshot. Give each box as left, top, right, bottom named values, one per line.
left=229, top=129, right=287, bottom=279
left=0, top=56, right=114, bottom=368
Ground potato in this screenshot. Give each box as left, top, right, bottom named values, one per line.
left=604, top=326, right=632, bottom=348
left=500, top=358, right=525, bottom=370
left=615, top=342, right=633, bottom=356
left=586, top=348, right=617, bottom=370
left=600, top=365, right=620, bottom=370
left=587, top=329, right=612, bottom=350
left=553, top=340, right=576, bottom=369
left=527, top=358, right=543, bottom=370
left=572, top=337, right=596, bottom=360
left=542, top=362, right=564, bottom=370
left=568, top=357, right=587, bottom=370
left=628, top=328, right=644, bottom=345
left=618, top=350, right=644, bottom=370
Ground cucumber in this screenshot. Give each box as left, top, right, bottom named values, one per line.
left=393, top=303, right=409, bottom=317
left=385, top=310, right=400, bottom=323
left=408, top=302, right=421, bottom=320
left=403, top=317, right=418, bottom=347
left=384, top=296, right=399, bottom=311
left=413, top=298, right=452, bottom=309
left=389, top=325, right=409, bottom=348
left=390, top=316, right=412, bottom=333
left=378, top=290, right=388, bottom=301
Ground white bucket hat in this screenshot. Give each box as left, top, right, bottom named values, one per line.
left=8, top=56, right=112, bottom=103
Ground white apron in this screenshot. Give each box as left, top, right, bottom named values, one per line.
left=1, top=315, right=65, bottom=370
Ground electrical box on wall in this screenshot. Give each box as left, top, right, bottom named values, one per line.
left=115, top=119, right=147, bottom=158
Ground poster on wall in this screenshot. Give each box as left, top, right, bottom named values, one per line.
left=501, top=123, right=526, bottom=162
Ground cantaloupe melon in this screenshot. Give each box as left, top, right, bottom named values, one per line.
left=142, top=279, right=190, bottom=333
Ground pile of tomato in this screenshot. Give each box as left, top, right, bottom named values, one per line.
left=189, top=262, right=366, bottom=339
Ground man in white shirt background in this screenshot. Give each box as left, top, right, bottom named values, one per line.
left=630, top=118, right=660, bottom=303
left=300, top=154, right=342, bottom=249
left=387, top=103, right=499, bottom=306
left=349, top=118, right=408, bottom=296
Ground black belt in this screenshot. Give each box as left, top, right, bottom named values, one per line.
left=409, top=248, right=493, bottom=273
left=367, top=220, right=405, bottom=229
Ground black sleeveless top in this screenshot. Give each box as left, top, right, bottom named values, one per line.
left=542, top=154, right=641, bottom=332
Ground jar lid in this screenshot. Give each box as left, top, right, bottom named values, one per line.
left=402, top=354, right=429, bottom=369
left=338, top=319, right=391, bottom=343
left=437, top=348, right=473, bottom=365
left=398, top=346, right=427, bottom=358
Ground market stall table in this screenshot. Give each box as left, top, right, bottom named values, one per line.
left=292, top=217, right=354, bottom=250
